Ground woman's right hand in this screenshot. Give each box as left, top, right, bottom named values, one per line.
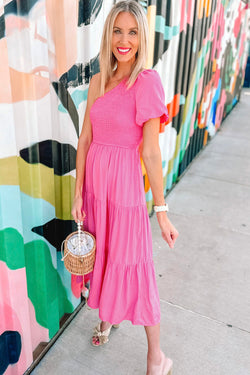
left=156, top=212, right=179, bottom=249
left=71, top=196, right=86, bottom=223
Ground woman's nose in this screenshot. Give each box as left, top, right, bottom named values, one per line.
left=119, top=33, right=129, bottom=43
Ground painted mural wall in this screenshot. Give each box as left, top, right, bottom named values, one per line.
left=0, top=0, right=249, bottom=373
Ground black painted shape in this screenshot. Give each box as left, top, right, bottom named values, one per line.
left=52, top=56, right=100, bottom=137
left=19, top=140, right=76, bottom=176
left=0, top=331, right=21, bottom=374
left=57, top=77, right=79, bottom=135
left=84, top=55, right=100, bottom=84
left=0, top=14, right=5, bottom=39
left=52, top=81, right=79, bottom=137
left=178, top=127, right=205, bottom=176
left=59, top=55, right=100, bottom=88
left=78, top=0, right=103, bottom=26
left=4, top=0, right=40, bottom=16
left=32, top=218, right=77, bottom=251
left=1, top=0, right=39, bottom=40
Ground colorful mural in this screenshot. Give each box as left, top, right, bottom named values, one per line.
left=0, top=0, right=249, bottom=373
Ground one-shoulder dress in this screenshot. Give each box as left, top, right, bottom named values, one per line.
left=82, top=69, right=169, bottom=326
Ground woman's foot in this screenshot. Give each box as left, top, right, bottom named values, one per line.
left=92, top=321, right=111, bottom=345
left=146, top=350, right=172, bottom=375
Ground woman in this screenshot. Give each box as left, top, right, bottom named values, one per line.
left=71, top=1, right=179, bottom=374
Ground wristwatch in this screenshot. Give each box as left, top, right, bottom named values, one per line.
left=153, top=203, right=169, bottom=213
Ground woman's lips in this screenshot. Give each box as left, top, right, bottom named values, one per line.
left=117, top=47, right=131, bottom=55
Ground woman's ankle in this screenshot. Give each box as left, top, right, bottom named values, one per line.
left=147, top=349, right=162, bottom=365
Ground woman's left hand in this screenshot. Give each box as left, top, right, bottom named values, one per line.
left=156, top=212, right=179, bottom=249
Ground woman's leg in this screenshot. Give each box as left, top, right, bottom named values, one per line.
left=144, top=323, right=163, bottom=374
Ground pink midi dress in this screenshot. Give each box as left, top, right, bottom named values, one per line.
left=82, top=69, right=169, bottom=326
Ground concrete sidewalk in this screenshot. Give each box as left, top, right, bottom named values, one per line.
left=32, top=88, right=250, bottom=375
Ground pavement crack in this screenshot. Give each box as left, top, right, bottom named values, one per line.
left=160, top=299, right=250, bottom=334
left=187, top=172, right=250, bottom=188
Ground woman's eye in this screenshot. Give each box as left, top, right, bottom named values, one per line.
left=113, top=30, right=137, bottom=35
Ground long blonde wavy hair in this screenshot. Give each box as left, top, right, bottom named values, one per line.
left=98, top=0, right=149, bottom=97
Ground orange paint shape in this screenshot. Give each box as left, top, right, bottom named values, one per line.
left=197, top=0, right=211, bottom=19
left=0, top=38, right=50, bottom=103
left=203, top=130, right=208, bottom=146
left=212, top=59, right=217, bottom=73
left=45, top=0, right=78, bottom=77
left=10, top=68, right=50, bottom=102
left=159, top=94, right=181, bottom=133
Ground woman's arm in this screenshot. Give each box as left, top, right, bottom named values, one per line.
left=141, top=118, right=179, bottom=248
left=71, top=73, right=99, bottom=223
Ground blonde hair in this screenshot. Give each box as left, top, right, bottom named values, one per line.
left=99, top=0, right=149, bottom=97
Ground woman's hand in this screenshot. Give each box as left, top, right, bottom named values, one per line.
left=71, top=195, right=86, bottom=223
left=156, top=212, right=179, bottom=249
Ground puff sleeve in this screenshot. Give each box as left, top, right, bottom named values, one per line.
left=135, top=69, right=169, bottom=128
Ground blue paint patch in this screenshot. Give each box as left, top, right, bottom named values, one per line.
left=214, top=78, right=221, bottom=102
left=0, top=331, right=21, bottom=374
left=0, top=186, right=57, bottom=267
left=145, top=188, right=153, bottom=202
left=155, top=16, right=165, bottom=34
left=180, top=95, right=186, bottom=105
left=59, top=88, right=88, bottom=113
left=166, top=170, right=173, bottom=190
left=208, top=77, right=221, bottom=131
left=155, top=16, right=180, bottom=40
left=0, top=186, right=23, bottom=235
left=20, top=192, right=55, bottom=243
left=193, top=40, right=197, bottom=53
left=139, top=0, right=147, bottom=8
left=162, top=160, right=166, bottom=169
left=164, top=25, right=180, bottom=40
left=232, top=96, right=238, bottom=106
left=59, top=105, right=67, bottom=113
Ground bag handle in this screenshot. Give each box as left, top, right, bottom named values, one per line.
left=61, top=239, right=67, bottom=261
left=61, top=219, right=87, bottom=261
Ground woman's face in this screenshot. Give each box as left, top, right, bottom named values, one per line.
left=111, top=12, right=139, bottom=66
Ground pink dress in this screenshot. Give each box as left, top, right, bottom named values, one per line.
left=82, top=69, right=169, bottom=325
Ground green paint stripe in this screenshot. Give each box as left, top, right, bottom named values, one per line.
left=24, top=239, right=74, bottom=339
left=0, top=228, right=25, bottom=269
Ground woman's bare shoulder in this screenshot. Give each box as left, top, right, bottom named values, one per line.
left=88, top=72, right=101, bottom=99
left=90, top=72, right=101, bottom=87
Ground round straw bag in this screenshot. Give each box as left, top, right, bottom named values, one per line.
left=61, top=221, right=96, bottom=275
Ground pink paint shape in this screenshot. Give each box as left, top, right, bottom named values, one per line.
left=239, top=32, right=246, bottom=59
left=215, top=89, right=227, bottom=128
left=190, top=107, right=197, bottom=137
left=0, top=262, right=49, bottom=374
left=0, top=262, right=31, bottom=374
left=4, top=14, right=30, bottom=35
left=28, top=299, right=49, bottom=351
left=71, top=274, right=83, bottom=298
left=180, top=0, right=187, bottom=33
left=187, top=0, right=195, bottom=26
left=233, top=5, right=241, bottom=38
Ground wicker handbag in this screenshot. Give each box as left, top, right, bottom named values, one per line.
left=61, top=220, right=96, bottom=275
